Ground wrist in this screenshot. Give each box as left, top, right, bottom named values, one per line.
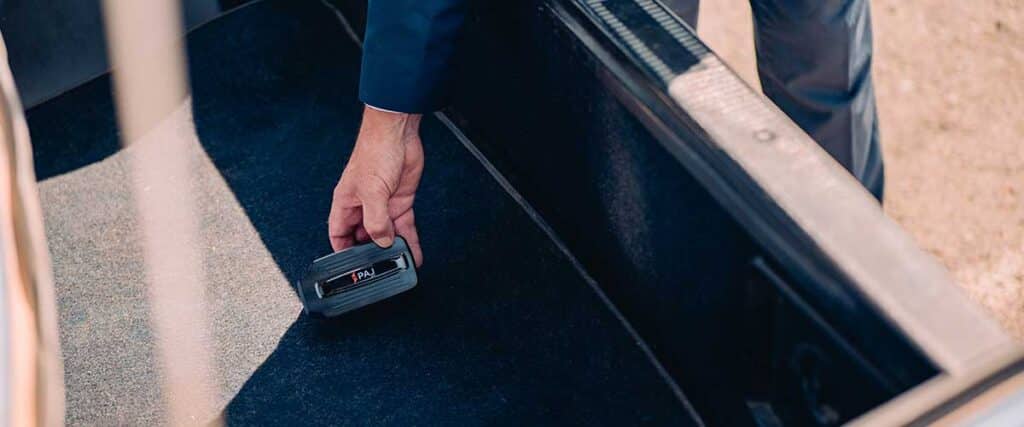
left=361, top=105, right=422, bottom=145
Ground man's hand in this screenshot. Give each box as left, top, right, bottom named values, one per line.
left=328, top=106, right=424, bottom=266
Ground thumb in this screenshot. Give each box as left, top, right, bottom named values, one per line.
left=359, top=181, right=395, bottom=248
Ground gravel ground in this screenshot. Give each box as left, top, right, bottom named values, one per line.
left=697, top=1, right=1024, bottom=338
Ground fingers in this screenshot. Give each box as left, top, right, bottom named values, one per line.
left=354, top=226, right=370, bottom=243
left=329, top=234, right=354, bottom=252
left=394, top=209, right=422, bottom=267
left=330, top=175, right=409, bottom=255
left=358, top=177, right=395, bottom=248
left=328, top=194, right=362, bottom=252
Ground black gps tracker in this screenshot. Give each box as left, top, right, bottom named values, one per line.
left=297, top=237, right=418, bottom=318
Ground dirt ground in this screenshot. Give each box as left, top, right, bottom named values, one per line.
left=696, top=1, right=1024, bottom=338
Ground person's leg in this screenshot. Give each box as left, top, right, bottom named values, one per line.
left=663, top=0, right=700, bottom=28
left=749, top=0, right=884, bottom=201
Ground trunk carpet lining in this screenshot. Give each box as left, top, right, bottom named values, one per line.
left=27, top=0, right=699, bottom=425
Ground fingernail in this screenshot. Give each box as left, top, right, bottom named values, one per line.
left=375, top=236, right=394, bottom=248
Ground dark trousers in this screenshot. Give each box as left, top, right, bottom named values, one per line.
left=667, top=0, right=885, bottom=200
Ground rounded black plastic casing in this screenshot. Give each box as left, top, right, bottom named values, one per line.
left=297, top=237, right=418, bottom=318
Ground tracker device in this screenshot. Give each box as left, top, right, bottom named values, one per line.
left=297, top=237, right=418, bottom=318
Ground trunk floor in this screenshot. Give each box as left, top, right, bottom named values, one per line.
left=26, top=1, right=699, bottom=425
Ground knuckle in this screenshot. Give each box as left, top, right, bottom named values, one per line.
left=363, top=215, right=389, bottom=234
left=366, top=224, right=389, bottom=238
left=357, top=175, right=393, bottom=200
left=394, top=211, right=415, bottom=228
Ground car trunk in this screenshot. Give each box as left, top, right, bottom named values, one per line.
left=11, top=0, right=1013, bottom=425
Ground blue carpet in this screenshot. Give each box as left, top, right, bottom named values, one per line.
left=28, top=0, right=700, bottom=425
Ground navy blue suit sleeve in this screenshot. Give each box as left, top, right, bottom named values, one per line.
left=359, top=0, right=468, bottom=113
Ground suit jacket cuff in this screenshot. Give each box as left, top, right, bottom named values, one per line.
left=358, top=0, right=466, bottom=114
